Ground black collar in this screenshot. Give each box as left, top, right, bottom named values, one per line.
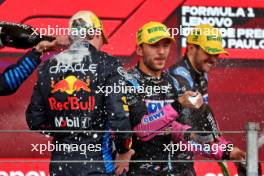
left=87, top=42, right=97, bottom=53
left=183, top=55, right=203, bottom=77
left=134, top=64, right=167, bottom=84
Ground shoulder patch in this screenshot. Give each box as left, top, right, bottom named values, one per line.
left=173, top=66, right=194, bottom=88
left=117, top=67, right=140, bottom=88
left=168, top=74, right=180, bottom=92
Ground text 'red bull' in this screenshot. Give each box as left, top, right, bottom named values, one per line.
left=48, top=96, right=95, bottom=111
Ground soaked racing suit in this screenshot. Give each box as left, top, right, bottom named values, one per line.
left=0, top=49, right=41, bottom=96
left=167, top=55, right=231, bottom=175
left=122, top=66, right=195, bottom=176
left=26, top=41, right=132, bottom=176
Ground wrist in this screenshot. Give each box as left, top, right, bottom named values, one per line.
left=34, top=45, right=43, bottom=53
left=115, top=138, right=132, bottom=154
left=117, top=149, right=132, bottom=156
left=31, top=47, right=42, bottom=57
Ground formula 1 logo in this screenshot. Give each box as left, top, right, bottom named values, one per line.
left=0, top=0, right=185, bottom=56
left=1, top=0, right=263, bottom=59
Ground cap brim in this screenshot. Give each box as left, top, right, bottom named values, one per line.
left=207, top=50, right=229, bottom=56
left=201, top=46, right=229, bottom=56
left=220, top=50, right=229, bottom=55
left=211, top=50, right=229, bottom=56
left=144, top=35, right=175, bottom=45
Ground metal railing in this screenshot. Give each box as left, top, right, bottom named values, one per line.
left=0, top=122, right=262, bottom=175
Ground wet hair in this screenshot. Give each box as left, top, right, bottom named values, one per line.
left=70, top=18, right=95, bottom=41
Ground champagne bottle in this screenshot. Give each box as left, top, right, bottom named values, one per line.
left=0, top=21, right=55, bottom=49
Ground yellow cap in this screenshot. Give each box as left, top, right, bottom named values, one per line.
left=187, top=24, right=228, bottom=55
left=69, top=11, right=108, bottom=44
left=136, top=21, right=174, bottom=46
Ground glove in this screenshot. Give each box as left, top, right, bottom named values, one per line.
left=189, top=104, right=220, bottom=143
left=133, top=104, right=180, bottom=141
left=0, top=21, right=55, bottom=49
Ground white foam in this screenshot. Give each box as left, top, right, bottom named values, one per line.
left=52, top=39, right=91, bottom=74
left=188, top=95, right=199, bottom=105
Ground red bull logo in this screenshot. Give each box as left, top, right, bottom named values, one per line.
left=49, top=75, right=94, bottom=111
left=48, top=96, right=95, bottom=111
left=51, top=75, right=91, bottom=95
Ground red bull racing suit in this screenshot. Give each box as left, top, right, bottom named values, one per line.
left=26, top=42, right=132, bottom=176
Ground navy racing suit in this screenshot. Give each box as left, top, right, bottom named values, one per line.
left=122, top=66, right=195, bottom=176
left=168, top=55, right=232, bottom=175
left=26, top=41, right=132, bottom=176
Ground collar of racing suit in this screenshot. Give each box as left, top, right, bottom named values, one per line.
left=183, top=55, right=203, bottom=77
left=134, top=64, right=167, bottom=84
left=182, top=55, right=207, bottom=85
left=87, top=41, right=97, bottom=53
